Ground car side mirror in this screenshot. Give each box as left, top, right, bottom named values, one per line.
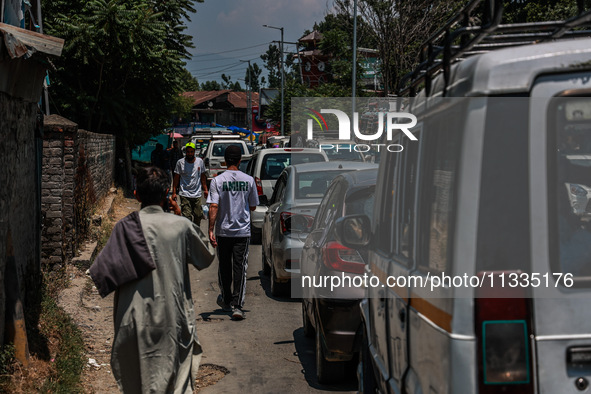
left=259, top=195, right=269, bottom=206
left=334, top=214, right=371, bottom=249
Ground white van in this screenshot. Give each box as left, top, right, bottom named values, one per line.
left=335, top=11, right=591, bottom=394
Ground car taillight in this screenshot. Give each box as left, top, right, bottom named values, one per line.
left=279, top=212, right=314, bottom=234
left=322, top=241, right=365, bottom=274
left=475, top=271, right=533, bottom=394
left=255, top=177, right=263, bottom=196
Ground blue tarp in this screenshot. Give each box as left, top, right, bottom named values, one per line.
left=131, top=134, right=171, bottom=163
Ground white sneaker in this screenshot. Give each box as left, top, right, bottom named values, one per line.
left=232, top=307, right=245, bottom=320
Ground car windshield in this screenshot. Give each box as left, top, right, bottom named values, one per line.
left=212, top=143, right=245, bottom=157
left=261, top=153, right=325, bottom=180
left=295, top=170, right=348, bottom=199
left=321, top=145, right=364, bottom=161
left=239, top=158, right=250, bottom=172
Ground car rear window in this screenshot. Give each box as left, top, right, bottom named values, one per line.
left=295, top=170, right=348, bottom=199
left=261, top=153, right=325, bottom=180
left=321, top=145, right=364, bottom=161
left=212, top=143, right=245, bottom=157
left=549, top=97, right=591, bottom=279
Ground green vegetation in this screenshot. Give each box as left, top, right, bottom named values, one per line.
left=0, top=275, right=85, bottom=393
left=38, top=293, right=85, bottom=393
left=41, top=0, right=202, bottom=146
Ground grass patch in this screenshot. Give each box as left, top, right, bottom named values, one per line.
left=95, top=220, right=114, bottom=257
left=38, top=292, right=85, bottom=393
left=0, top=275, right=85, bottom=393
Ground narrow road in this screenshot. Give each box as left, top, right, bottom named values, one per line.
left=190, top=226, right=356, bottom=393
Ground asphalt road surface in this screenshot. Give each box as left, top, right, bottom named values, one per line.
left=190, top=229, right=357, bottom=393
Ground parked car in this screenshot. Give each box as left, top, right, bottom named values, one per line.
left=335, top=29, right=591, bottom=394
left=300, top=168, right=378, bottom=384
left=261, top=161, right=377, bottom=296
left=200, top=139, right=251, bottom=181
left=246, top=148, right=328, bottom=242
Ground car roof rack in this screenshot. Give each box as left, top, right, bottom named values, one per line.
left=396, top=0, right=591, bottom=97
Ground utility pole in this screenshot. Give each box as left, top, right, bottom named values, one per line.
left=263, top=24, right=284, bottom=136
left=352, top=0, right=358, bottom=120
left=240, top=60, right=254, bottom=142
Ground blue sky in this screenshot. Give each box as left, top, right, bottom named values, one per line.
left=184, top=0, right=332, bottom=87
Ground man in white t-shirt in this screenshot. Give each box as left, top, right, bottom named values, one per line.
left=173, top=143, right=208, bottom=226
left=206, top=145, right=259, bottom=320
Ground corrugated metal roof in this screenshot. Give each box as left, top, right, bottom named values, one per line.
left=182, top=90, right=259, bottom=109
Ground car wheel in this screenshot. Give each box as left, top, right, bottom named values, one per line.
left=302, top=301, right=315, bottom=338
left=271, top=261, right=287, bottom=297
left=316, top=328, right=344, bottom=384
left=261, top=246, right=270, bottom=276
left=359, top=328, right=377, bottom=394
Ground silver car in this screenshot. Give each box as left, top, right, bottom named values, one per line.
left=246, top=148, right=328, bottom=242
left=261, top=161, right=378, bottom=296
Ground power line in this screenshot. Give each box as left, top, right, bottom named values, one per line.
left=188, top=51, right=267, bottom=63
left=190, top=42, right=271, bottom=58
left=195, top=62, right=246, bottom=78
left=190, top=57, right=260, bottom=75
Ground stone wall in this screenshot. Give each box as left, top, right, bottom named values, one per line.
left=0, top=91, right=42, bottom=341
left=41, top=116, right=115, bottom=268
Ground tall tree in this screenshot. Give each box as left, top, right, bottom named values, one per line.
left=180, top=69, right=200, bottom=91
left=503, top=0, right=581, bottom=23
left=347, top=0, right=462, bottom=94
left=41, top=0, right=202, bottom=143
left=260, top=44, right=281, bottom=88
left=245, top=63, right=263, bottom=92
left=220, top=74, right=242, bottom=91
left=200, top=80, right=222, bottom=91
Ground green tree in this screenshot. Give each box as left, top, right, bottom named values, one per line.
left=41, top=0, right=202, bottom=141
left=503, top=0, right=580, bottom=23
left=352, top=0, right=463, bottom=94
left=179, top=69, right=200, bottom=91
left=261, top=44, right=281, bottom=88
left=200, top=80, right=222, bottom=90
left=245, top=63, right=263, bottom=92
left=221, top=73, right=243, bottom=90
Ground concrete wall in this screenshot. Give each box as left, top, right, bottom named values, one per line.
left=41, top=115, right=115, bottom=269
left=0, top=91, right=42, bottom=341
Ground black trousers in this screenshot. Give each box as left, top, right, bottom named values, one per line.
left=217, top=236, right=250, bottom=308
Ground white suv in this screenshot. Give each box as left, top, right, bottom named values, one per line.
left=201, top=139, right=251, bottom=181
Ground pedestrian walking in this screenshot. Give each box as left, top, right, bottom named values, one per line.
left=168, top=140, right=183, bottom=172
left=173, top=142, right=208, bottom=226
left=150, top=143, right=166, bottom=169
left=206, top=145, right=258, bottom=320
left=89, top=166, right=215, bottom=393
